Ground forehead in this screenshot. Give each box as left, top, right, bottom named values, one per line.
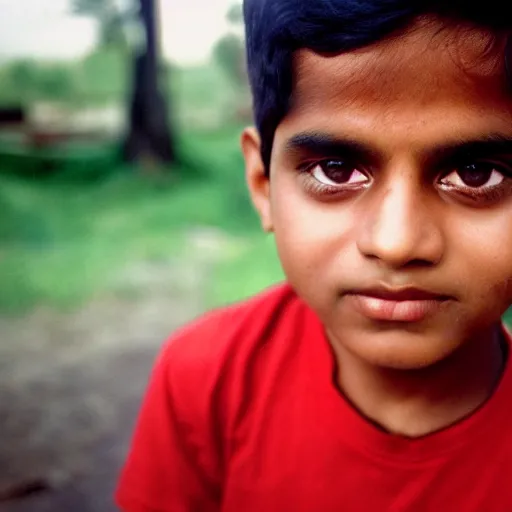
left=284, top=18, right=512, bottom=142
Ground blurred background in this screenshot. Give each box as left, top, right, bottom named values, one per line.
left=0, top=1, right=283, bottom=510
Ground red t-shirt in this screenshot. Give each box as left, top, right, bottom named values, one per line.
left=116, top=283, right=512, bottom=511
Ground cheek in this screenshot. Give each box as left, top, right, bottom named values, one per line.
left=448, top=212, right=512, bottom=312
left=270, top=179, right=357, bottom=288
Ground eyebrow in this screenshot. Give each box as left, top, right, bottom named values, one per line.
left=429, top=133, right=512, bottom=163
left=284, top=132, right=379, bottom=162
left=283, top=131, right=512, bottom=164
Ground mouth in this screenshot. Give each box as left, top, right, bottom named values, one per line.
left=345, top=286, right=451, bottom=323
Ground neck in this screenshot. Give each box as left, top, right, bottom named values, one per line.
left=332, top=325, right=506, bottom=438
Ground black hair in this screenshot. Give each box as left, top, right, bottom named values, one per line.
left=243, top=0, right=512, bottom=171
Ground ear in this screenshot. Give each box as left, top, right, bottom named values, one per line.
left=241, top=127, right=274, bottom=233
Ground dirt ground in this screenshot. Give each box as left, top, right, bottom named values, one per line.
left=0, top=229, right=233, bottom=511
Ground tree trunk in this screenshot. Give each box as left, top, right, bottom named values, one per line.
left=122, top=0, right=175, bottom=166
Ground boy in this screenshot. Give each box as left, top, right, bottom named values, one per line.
left=116, top=0, right=512, bottom=510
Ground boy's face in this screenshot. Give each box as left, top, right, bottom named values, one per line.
left=243, top=19, right=512, bottom=369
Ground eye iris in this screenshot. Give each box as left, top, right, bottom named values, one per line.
left=323, top=162, right=352, bottom=183
left=458, top=164, right=492, bottom=187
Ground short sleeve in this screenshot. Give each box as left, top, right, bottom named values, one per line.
left=115, top=335, right=223, bottom=512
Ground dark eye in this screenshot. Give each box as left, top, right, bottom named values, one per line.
left=440, top=163, right=505, bottom=189
left=311, top=160, right=369, bottom=186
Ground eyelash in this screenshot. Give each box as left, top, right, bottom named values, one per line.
left=300, top=174, right=355, bottom=197
left=297, top=159, right=512, bottom=204
left=438, top=180, right=511, bottom=204
left=297, top=160, right=369, bottom=198
left=438, top=163, right=512, bottom=204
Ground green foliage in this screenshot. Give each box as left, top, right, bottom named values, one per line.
left=210, top=2, right=250, bottom=122
left=8, top=61, right=38, bottom=102
left=213, top=34, right=247, bottom=90
left=212, top=2, right=246, bottom=91
left=0, top=60, right=81, bottom=105
left=0, top=49, right=131, bottom=108
left=0, top=126, right=267, bottom=313
left=72, top=0, right=108, bottom=15
left=0, top=50, right=244, bottom=130
left=38, top=67, right=77, bottom=101
left=72, top=0, right=132, bottom=49
left=226, top=3, right=243, bottom=24
left=171, top=65, right=231, bottom=107
left=80, top=48, right=129, bottom=102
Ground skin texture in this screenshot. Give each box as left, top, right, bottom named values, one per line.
left=242, top=17, right=512, bottom=436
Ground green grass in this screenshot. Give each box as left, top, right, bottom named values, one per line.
left=0, top=125, right=283, bottom=314
left=207, top=233, right=284, bottom=308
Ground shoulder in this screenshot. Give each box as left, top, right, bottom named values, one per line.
left=151, top=281, right=315, bottom=427
left=129, top=282, right=318, bottom=475
left=159, top=282, right=303, bottom=383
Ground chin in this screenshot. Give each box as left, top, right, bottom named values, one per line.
left=333, top=327, right=463, bottom=370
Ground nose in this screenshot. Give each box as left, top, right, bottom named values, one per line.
left=357, top=171, right=444, bottom=269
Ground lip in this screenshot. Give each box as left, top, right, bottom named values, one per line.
left=345, top=286, right=451, bottom=322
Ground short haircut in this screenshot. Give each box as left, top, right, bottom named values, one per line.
left=243, top=0, right=512, bottom=172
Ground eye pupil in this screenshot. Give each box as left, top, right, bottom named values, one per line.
left=458, top=164, right=492, bottom=187
left=323, top=161, right=352, bottom=183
